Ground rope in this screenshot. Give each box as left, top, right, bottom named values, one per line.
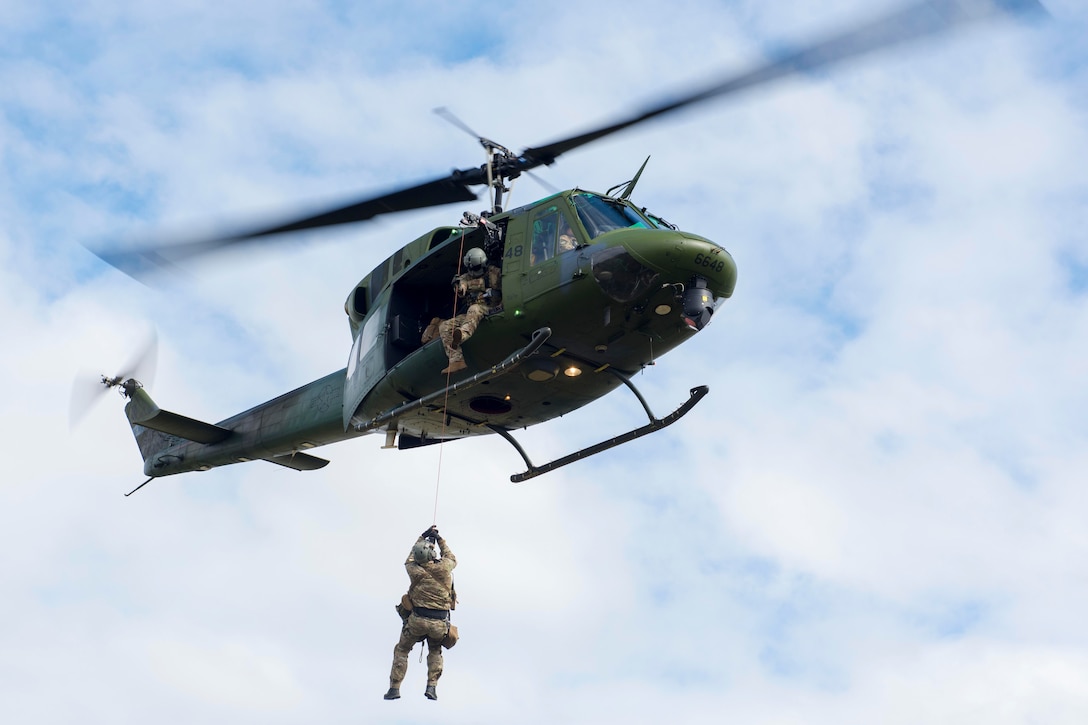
left=430, top=234, right=467, bottom=525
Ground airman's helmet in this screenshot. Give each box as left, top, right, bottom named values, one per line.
left=412, top=539, right=437, bottom=564
left=463, top=247, right=487, bottom=275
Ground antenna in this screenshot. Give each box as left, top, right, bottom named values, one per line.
left=607, top=156, right=651, bottom=200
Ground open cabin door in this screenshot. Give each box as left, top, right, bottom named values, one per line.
left=383, top=223, right=508, bottom=369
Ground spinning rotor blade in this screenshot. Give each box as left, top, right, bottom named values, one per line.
left=69, top=331, right=158, bottom=428
left=202, top=175, right=480, bottom=242
left=92, top=0, right=1044, bottom=279
left=518, top=0, right=1047, bottom=167
left=93, top=175, right=479, bottom=278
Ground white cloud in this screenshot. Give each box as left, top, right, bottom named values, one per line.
left=3, top=1, right=1087, bottom=723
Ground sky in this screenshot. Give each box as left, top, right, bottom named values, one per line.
left=2, top=0, right=1087, bottom=722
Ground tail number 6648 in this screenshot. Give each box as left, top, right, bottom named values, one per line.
left=693, top=252, right=726, bottom=273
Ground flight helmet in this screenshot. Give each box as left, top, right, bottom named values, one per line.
left=412, top=539, right=437, bottom=564
left=463, top=247, right=487, bottom=275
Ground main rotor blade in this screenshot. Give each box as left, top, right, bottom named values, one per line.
left=94, top=175, right=479, bottom=277
left=519, top=0, right=1046, bottom=167
left=228, top=175, right=480, bottom=241
left=93, top=0, right=1045, bottom=280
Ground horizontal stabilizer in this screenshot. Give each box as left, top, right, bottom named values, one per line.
left=132, top=409, right=232, bottom=444
left=124, top=388, right=232, bottom=444
left=263, top=452, right=330, bottom=471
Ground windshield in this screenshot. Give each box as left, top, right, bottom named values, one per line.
left=645, top=212, right=677, bottom=230
left=572, top=193, right=650, bottom=240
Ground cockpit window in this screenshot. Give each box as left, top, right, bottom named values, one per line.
left=531, top=206, right=581, bottom=266
left=572, top=193, right=650, bottom=240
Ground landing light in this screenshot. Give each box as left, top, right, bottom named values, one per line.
left=525, top=359, right=559, bottom=382
left=564, top=366, right=582, bottom=378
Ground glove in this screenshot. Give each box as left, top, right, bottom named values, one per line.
left=422, top=526, right=439, bottom=541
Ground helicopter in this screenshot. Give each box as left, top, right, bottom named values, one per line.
left=86, top=0, right=1045, bottom=492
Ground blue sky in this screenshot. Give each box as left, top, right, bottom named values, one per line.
left=3, top=1, right=1088, bottom=723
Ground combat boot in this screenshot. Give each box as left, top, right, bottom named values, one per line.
left=425, top=685, right=437, bottom=700
left=441, top=360, right=467, bottom=374
left=383, top=687, right=401, bottom=700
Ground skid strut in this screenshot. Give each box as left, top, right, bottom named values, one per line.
left=492, top=373, right=709, bottom=482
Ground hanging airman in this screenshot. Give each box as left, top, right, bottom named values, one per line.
left=384, top=526, right=458, bottom=702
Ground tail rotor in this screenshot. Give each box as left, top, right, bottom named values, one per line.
left=69, top=330, right=158, bottom=429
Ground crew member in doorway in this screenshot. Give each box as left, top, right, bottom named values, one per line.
left=384, top=526, right=458, bottom=702
left=421, top=247, right=501, bottom=374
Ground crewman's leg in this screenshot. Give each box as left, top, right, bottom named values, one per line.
left=421, top=317, right=442, bottom=344
left=439, top=316, right=466, bottom=363
left=425, top=637, right=444, bottom=686
left=457, top=305, right=486, bottom=346
left=388, top=626, right=419, bottom=691
left=439, top=315, right=467, bottom=373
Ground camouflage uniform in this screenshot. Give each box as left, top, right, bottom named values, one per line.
left=436, top=265, right=502, bottom=367
left=388, top=536, right=457, bottom=690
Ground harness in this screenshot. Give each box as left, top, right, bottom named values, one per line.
left=413, top=606, right=450, bottom=620
left=457, top=267, right=501, bottom=314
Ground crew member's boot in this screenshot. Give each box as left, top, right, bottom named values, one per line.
left=441, top=359, right=467, bottom=374
left=383, top=687, right=401, bottom=700
left=424, top=685, right=437, bottom=700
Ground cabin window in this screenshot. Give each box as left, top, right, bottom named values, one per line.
left=357, top=308, right=383, bottom=360
left=428, top=227, right=456, bottom=250
left=369, top=263, right=387, bottom=302
left=352, top=287, right=368, bottom=316
left=530, top=210, right=558, bottom=266
left=572, top=193, right=650, bottom=240
left=347, top=309, right=381, bottom=378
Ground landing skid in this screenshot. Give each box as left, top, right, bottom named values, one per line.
left=491, top=372, right=709, bottom=482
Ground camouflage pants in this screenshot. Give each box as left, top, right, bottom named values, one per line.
left=389, top=613, right=449, bottom=688
left=437, top=304, right=486, bottom=364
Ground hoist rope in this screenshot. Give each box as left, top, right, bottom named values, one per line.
left=431, top=234, right=467, bottom=525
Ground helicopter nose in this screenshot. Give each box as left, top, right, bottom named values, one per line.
left=647, top=232, right=736, bottom=300
left=590, top=230, right=736, bottom=301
